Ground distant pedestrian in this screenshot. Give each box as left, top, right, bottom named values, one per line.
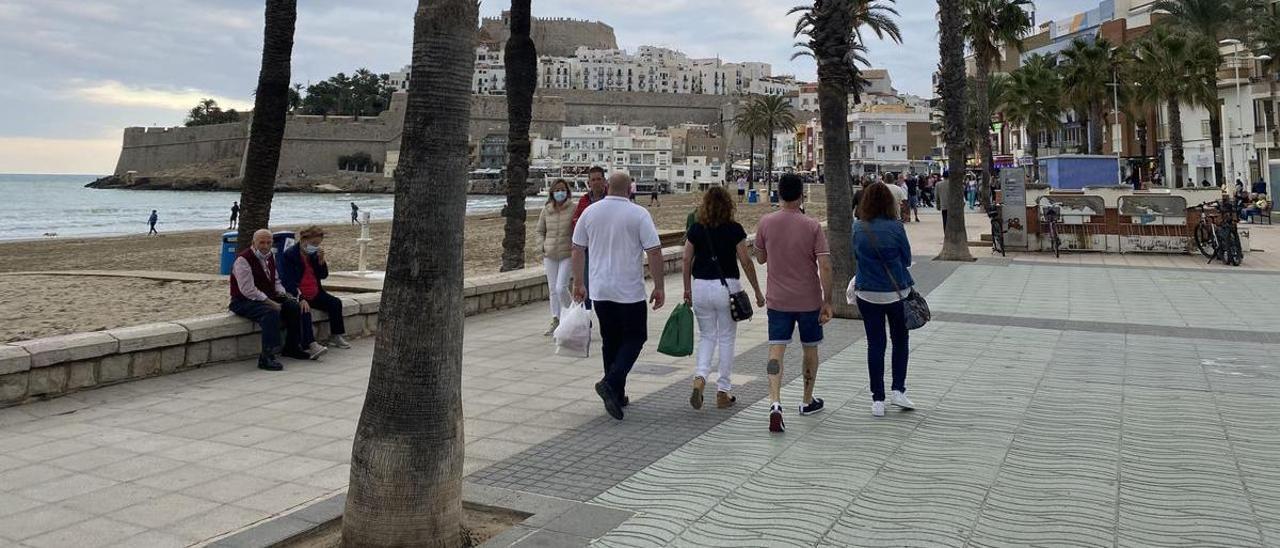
left=629, top=180, right=638, bottom=202
left=938, top=172, right=951, bottom=229
left=965, top=177, right=978, bottom=209
left=736, top=176, right=747, bottom=202
left=754, top=174, right=833, bottom=433
left=886, top=176, right=908, bottom=222
left=683, top=186, right=765, bottom=411
left=649, top=185, right=661, bottom=207
left=538, top=179, right=575, bottom=336
left=350, top=202, right=359, bottom=225
left=148, top=210, right=158, bottom=235
left=572, top=172, right=665, bottom=421
left=906, top=175, right=921, bottom=222
left=229, top=202, right=240, bottom=229
left=852, top=182, right=916, bottom=417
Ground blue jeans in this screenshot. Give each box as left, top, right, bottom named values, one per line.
left=856, top=298, right=908, bottom=401
left=229, top=297, right=311, bottom=354
left=766, top=309, right=823, bottom=346
left=594, top=300, right=647, bottom=398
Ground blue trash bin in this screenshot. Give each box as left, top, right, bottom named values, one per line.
left=219, top=231, right=238, bottom=275
left=748, top=189, right=759, bottom=204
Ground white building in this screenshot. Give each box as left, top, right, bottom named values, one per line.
left=561, top=124, right=620, bottom=185
left=473, top=47, right=506, bottom=95
left=612, top=127, right=672, bottom=188
left=670, top=156, right=724, bottom=192
left=848, top=104, right=931, bottom=173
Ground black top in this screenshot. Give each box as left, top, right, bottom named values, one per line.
left=688, top=221, right=747, bottom=280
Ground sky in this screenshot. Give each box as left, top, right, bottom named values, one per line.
left=0, top=0, right=1088, bottom=175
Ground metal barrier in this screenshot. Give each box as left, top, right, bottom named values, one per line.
left=1117, top=195, right=1189, bottom=254
left=1036, top=195, right=1107, bottom=252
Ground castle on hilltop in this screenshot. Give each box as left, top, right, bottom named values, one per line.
left=479, top=11, right=617, bottom=57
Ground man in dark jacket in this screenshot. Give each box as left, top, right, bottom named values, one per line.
left=279, top=226, right=350, bottom=349
left=229, top=229, right=321, bottom=370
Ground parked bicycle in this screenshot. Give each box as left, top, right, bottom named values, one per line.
left=1191, top=200, right=1243, bottom=266
left=987, top=205, right=1006, bottom=257
left=1037, top=198, right=1063, bottom=258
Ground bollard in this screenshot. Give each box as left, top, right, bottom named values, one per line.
left=356, top=211, right=372, bottom=275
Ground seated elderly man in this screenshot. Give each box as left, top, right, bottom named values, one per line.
left=229, top=229, right=325, bottom=371
left=280, top=225, right=350, bottom=349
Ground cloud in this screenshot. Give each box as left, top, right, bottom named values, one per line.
left=69, top=81, right=253, bottom=112
left=0, top=136, right=121, bottom=175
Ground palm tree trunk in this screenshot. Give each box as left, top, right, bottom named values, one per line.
left=766, top=132, right=775, bottom=198
left=815, top=0, right=857, bottom=319
left=747, top=135, right=756, bottom=190
left=975, top=57, right=994, bottom=211
left=1090, top=102, right=1105, bottom=155
left=937, top=0, right=974, bottom=262
left=1169, top=95, right=1186, bottom=187
left=1210, top=89, right=1224, bottom=186
left=1030, top=126, right=1040, bottom=182
left=341, top=0, right=476, bottom=545
left=235, top=0, right=296, bottom=251
left=500, top=0, right=537, bottom=272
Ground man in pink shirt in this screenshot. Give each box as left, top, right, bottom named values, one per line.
left=754, top=174, right=833, bottom=433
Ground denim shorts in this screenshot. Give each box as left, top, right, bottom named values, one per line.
left=767, top=309, right=823, bottom=347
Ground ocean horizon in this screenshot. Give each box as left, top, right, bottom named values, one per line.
left=0, top=174, right=536, bottom=242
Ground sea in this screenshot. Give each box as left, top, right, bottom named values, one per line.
left=0, top=174, right=540, bottom=242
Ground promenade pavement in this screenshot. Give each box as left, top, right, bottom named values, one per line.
left=1, top=210, right=1278, bottom=547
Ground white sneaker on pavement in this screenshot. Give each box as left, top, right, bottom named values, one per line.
left=306, top=342, right=328, bottom=360
left=890, top=390, right=914, bottom=410
left=871, top=401, right=885, bottom=417
left=329, top=335, right=351, bottom=349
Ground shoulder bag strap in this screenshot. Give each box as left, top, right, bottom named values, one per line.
left=861, top=222, right=907, bottom=300
left=695, top=223, right=731, bottom=289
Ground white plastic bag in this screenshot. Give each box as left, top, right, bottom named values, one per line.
left=554, top=302, right=592, bottom=358
left=845, top=276, right=857, bottom=305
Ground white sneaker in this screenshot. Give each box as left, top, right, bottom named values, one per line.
left=871, top=401, right=885, bottom=417
left=306, top=342, right=328, bottom=360
left=329, top=334, right=351, bottom=349
left=890, top=390, right=914, bottom=410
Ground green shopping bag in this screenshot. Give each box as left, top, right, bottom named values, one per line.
left=657, top=303, right=694, bottom=357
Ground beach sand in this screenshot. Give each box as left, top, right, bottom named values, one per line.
left=1, top=191, right=827, bottom=342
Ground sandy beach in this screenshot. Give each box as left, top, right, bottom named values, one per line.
left=1, top=191, right=828, bottom=342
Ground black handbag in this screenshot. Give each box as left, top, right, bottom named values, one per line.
left=695, top=223, right=753, bottom=322
left=863, top=224, right=930, bottom=330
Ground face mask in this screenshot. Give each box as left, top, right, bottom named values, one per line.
left=303, top=244, right=320, bottom=254
left=553, top=191, right=567, bottom=202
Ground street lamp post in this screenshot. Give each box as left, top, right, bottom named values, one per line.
left=1109, top=71, right=1123, bottom=186
left=1221, top=39, right=1273, bottom=187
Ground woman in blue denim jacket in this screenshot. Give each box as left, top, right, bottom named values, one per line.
left=851, top=182, right=916, bottom=417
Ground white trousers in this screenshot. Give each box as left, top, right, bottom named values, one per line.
left=544, top=257, right=572, bottom=318
left=692, top=277, right=741, bottom=392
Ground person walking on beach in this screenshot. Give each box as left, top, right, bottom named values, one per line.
left=683, top=186, right=764, bottom=410
left=229, top=229, right=323, bottom=371
left=572, top=171, right=665, bottom=421
left=852, top=182, right=917, bottom=417
left=649, top=185, right=661, bottom=207
left=754, top=174, right=833, bottom=433
left=737, top=175, right=747, bottom=202
left=147, top=210, right=158, bottom=235
left=229, top=202, right=239, bottom=229
left=571, top=166, right=608, bottom=311
left=538, top=179, right=575, bottom=336
left=280, top=225, right=349, bottom=351
left=350, top=202, right=359, bottom=225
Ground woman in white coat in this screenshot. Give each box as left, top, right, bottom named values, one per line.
left=537, top=179, right=575, bottom=335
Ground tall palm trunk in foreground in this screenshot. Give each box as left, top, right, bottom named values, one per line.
left=938, top=0, right=975, bottom=261
left=500, top=0, right=537, bottom=272
left=235, top=0, right=296, bottom=251
left=341, top=0, right=477, bottom=545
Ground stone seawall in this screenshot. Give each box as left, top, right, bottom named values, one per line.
left=0, top=244, right=688, bottom=407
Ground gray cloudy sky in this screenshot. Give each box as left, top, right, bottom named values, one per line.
left=0, top=0, right=1085, bottom=174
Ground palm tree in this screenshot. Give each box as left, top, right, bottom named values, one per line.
left=1131, top=27, right=1220, bottom=188
left=736, top=95, right=798, bottom=196
left=340, top=0, right=476, bottom=544
left=938, top=0, right=974, bottom=261
left=500, top=0, right=537, bottom=272
left=1002, top=54, right=1062, bottom=182
left=1059, top=38, right=1121, bottom=156
left=962, top=0, right=1032, bottom=210
left=234, top=0, right=296, bottom=251
left=966, top=73, right=1009, bottom=157
left=792, top=0, right=902, bottom=316
left=733, top=101, right=765, bottom=189
left=1152, top=0, right=1259, bottom=185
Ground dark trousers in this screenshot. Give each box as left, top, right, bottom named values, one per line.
left=856, top=298, right=909, bottom=402
left=594, top=300, right=648, bottom=399
left=582, top=250, right=593, bottom=311
left=941, top=209, right=949, bottom=229
left=303, top=290, right=345, bottom=336
left=229, top=297, right=311, bottom=354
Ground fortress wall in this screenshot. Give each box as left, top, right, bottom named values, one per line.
left=555, top=90, right=728, bottom=128
left=480, top=15, right=617, bottom=57
left=469, top=95, right=567, bottom=141
left=114, top=123, right=249, bottom=175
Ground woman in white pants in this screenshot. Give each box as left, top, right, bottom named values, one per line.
left=682, top=186, right=764, bottom=409
left=537, top=180, right=574, bottom=335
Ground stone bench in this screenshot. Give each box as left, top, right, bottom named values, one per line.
left=0, top=241, right=694, bottom=407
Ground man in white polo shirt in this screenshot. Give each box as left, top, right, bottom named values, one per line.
left=572, top=171, right=666, bottom=420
